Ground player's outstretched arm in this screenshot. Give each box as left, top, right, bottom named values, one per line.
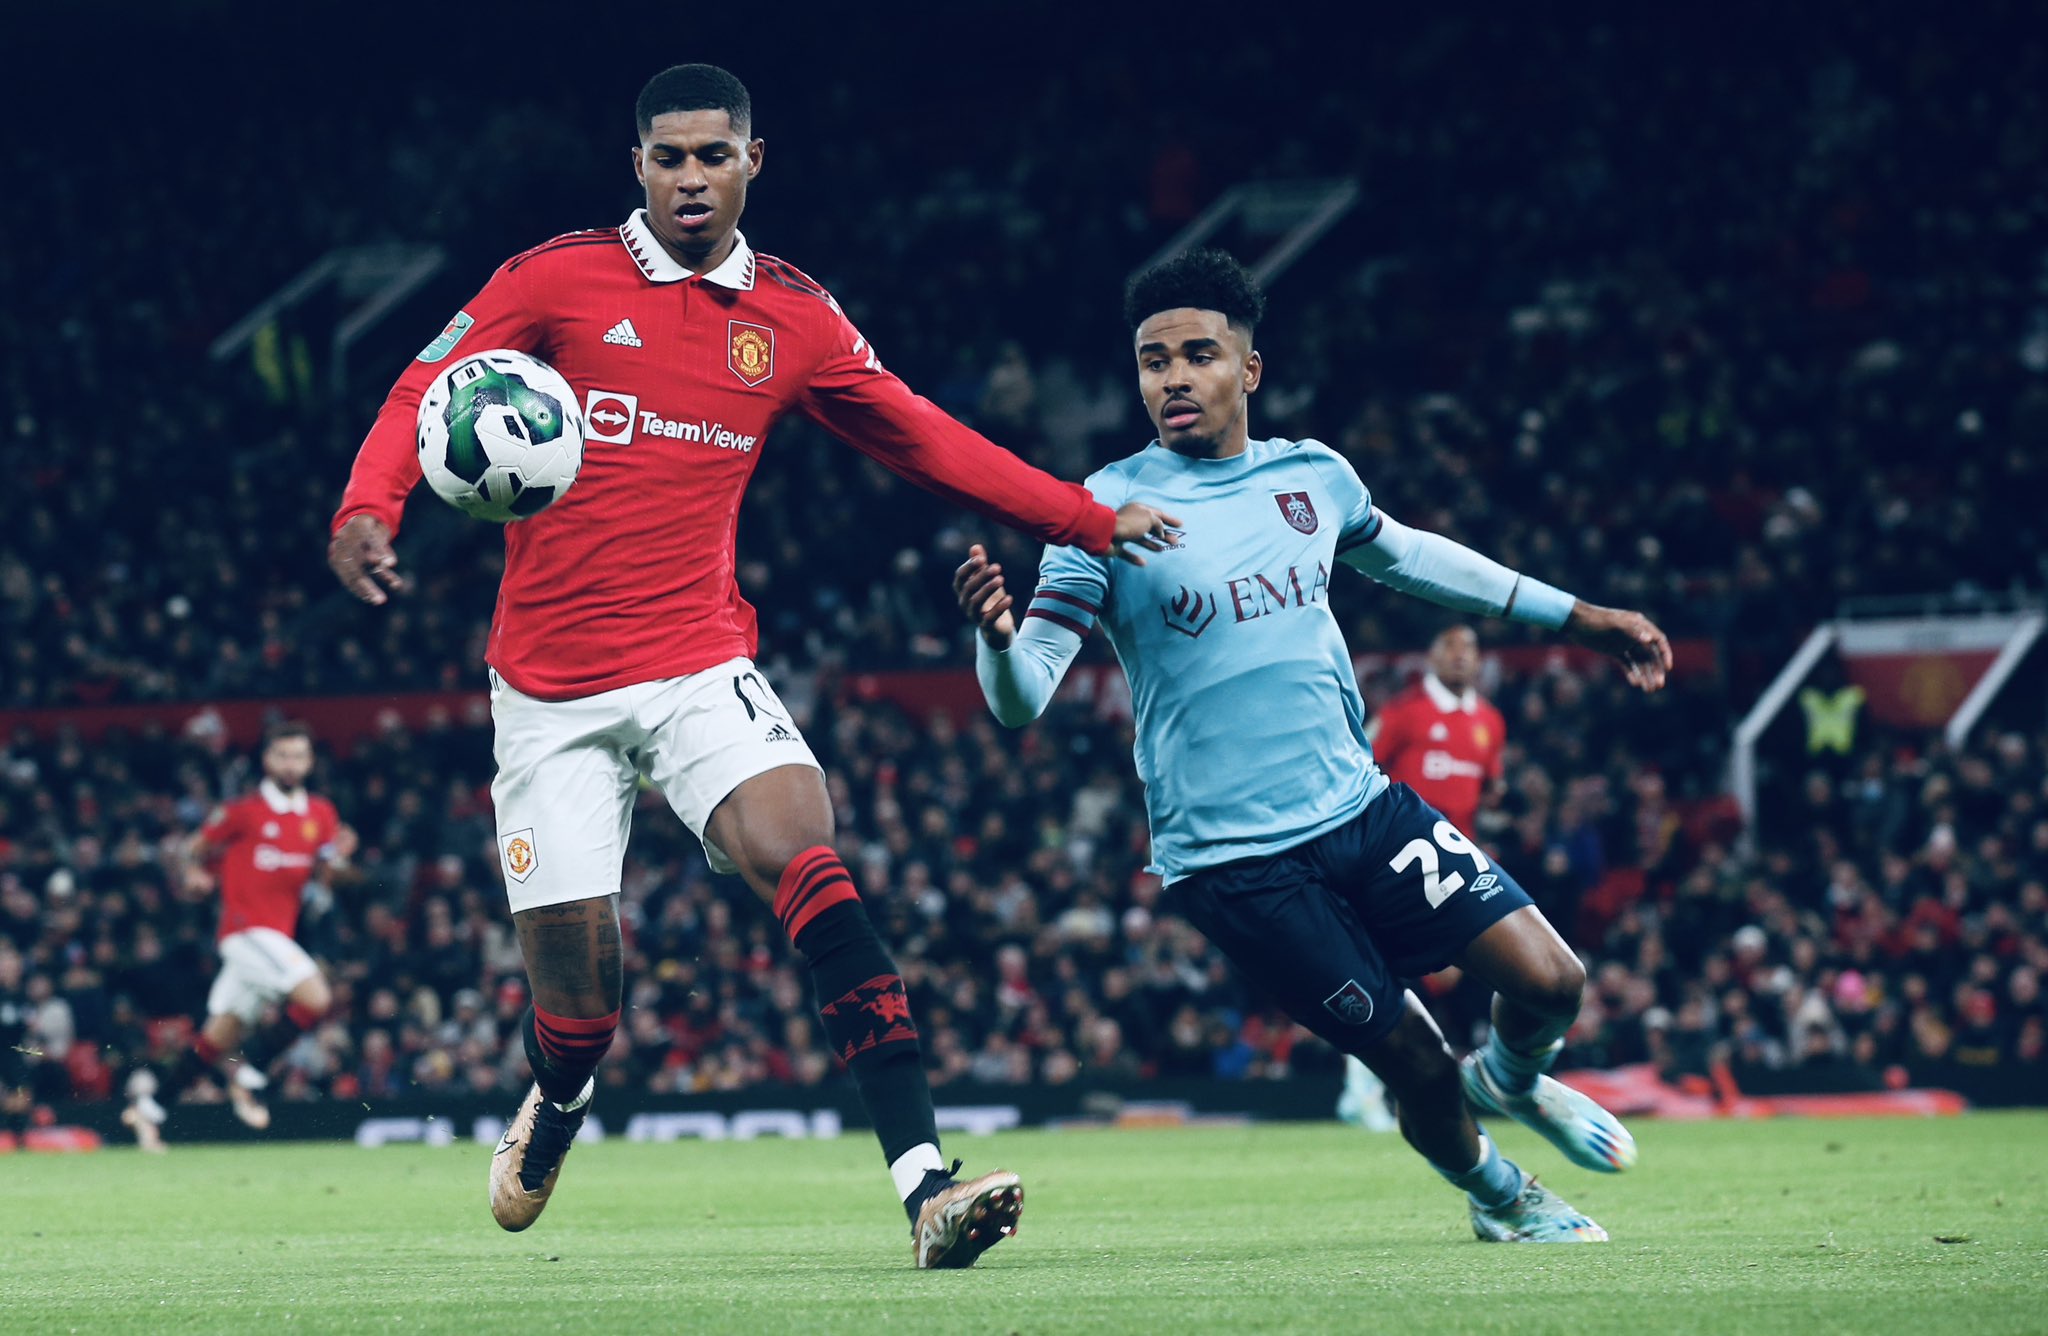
left=1343, top=507, right=1672, bottom=692
left=329, top=259, right=541, bottom=600
left=171, top=830, right=217, bottom=896
left=798, top=304, right=1183, bottom=560
left=318, top=824, right=368, bottom=886
left=956, top=544, right=1088, bottom=727
left=1341, top=508, right=1572, bottom=625
left=1562, top=602, right=1672, bottom=693
left=328, top=516, right=406, bottom=605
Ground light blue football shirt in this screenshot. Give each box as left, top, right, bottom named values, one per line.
left=1018, top=437, right=1391, bottom=880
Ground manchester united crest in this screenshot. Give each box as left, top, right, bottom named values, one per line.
left=728, top=321, right=775, bottom=387
left=501, top=828, right=539, bottom=883
left=1273, top=490, right=1318, bottom=534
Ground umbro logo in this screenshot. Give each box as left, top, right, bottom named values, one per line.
left=602, top=318, right=644, bottom=348
left=764, top=724, right=798, bottom=743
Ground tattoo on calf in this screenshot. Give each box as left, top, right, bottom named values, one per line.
left=595, top=917, right=623, bottom=1001
left=517, top=900, right=624, bottom=1013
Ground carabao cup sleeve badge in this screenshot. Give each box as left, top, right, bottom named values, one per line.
left=417, top=311, right=474, bottom=363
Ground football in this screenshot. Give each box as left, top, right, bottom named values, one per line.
left=416, top=349, right=585, bottom=522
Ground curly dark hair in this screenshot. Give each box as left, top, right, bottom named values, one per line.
left=636, top=64, right=752, bottom=138
left=1123, top=248, right=1265, bottom=334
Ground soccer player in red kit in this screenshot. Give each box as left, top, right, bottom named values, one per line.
left=1370, top=625, right=1506, bottom=834
left=124, top=722, right=355, bottom=1147
left=1340, top=626, right=1506, bottom=1129
left=327, top=64, right=1176, bottom=1267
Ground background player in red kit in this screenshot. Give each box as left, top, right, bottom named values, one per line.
left=124, top=722, right=355, bottom=1147
left=1368, top=625, right=1506, bottom=835
left=327, top=64, right=1176, bottom=1267
left=1340, top=626, right=1505, bottom=1129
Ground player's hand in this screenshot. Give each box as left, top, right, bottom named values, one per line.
left=1109, top=501, right=1183, bottom=567
left=181, top=862, right=215, bottom=896
left=330, top=823, right=360, bottom=864
left=954, top=544, right=1017, bottom=650
left=1565, top=602, right=1673, bottom=693
left=328, top=515, right=406, bottom=605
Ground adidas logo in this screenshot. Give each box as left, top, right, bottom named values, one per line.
left=764, top=724, right=797, bottom=743
left=602, top=318, right=643, bottom=348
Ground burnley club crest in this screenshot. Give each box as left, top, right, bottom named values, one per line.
left=1273, top=490, right=1318, bottom=534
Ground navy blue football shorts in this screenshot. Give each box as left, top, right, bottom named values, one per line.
left=1171, top=783, right=1535, bottom=1051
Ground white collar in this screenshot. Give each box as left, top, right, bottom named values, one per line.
left=260, top=778, right=309, bottom=816
left=1422, top=672, right=1479, bottom=714
left=620, top=210, right=756, bottom=289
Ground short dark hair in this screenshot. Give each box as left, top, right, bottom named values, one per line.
left=1123, top=248, right=1265, bottom=335
left=636, top=64, right=752, bottom=138
left=264, top=720, right=313, bottom=748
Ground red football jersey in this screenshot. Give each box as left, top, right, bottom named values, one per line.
left=334, top=213, right=1117, bottom=701
left=1371, top=674, right=1506, bottom=834
left=199, top=781, right=340, bottom=941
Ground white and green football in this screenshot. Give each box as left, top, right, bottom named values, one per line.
left=417, top=349, right=584, bottom=522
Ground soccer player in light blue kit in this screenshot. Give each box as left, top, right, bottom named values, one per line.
left=954, top=250, right=1672, bottom=1242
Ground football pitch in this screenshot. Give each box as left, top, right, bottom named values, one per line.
left=5, top=1113, right=2045, bottom=1334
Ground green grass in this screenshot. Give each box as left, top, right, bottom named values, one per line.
left=5, top=1113, right=2046, bottom=1334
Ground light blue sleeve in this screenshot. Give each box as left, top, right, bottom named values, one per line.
left=974, top=512, right=1114, bottom=727
left=976, top=618, right=1082, bottom=726
left=1339, top=508, right=1578, bottom=629
left=1304, top=442, right=1379, bottom=549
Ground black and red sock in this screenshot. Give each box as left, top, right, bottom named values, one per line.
left=159, top=1031, right=227, bottom=1101
left=775, top=846, right=940, bottom=1176
left=521, top=1004, right=618, bottom=1106
left=239, top=1000, right=327, bottom=1074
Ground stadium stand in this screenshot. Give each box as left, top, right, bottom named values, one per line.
left=3, top=6, right=2045, bottom=1125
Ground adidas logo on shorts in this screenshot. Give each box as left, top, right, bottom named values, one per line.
left=602, top=318, right=644, bottom=348
left=764, top=724, right=797, bottom=743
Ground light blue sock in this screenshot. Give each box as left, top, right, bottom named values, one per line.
left=1431, top=1134, right=1525, bottom=1210
left=1481, top=1032, right=1564, bottom=1096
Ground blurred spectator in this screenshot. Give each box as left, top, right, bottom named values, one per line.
left=1, top=675, right=2044, bottom=1116
left=5, top=8, right=2048, bottom=1118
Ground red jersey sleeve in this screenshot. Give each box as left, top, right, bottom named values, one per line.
left=198, top=799, right=245, bottom=853
left=332, top=261, right=544, bottom=538
left=1482, top=702, right=1508, bottom=780
left=795, top=304, right=1116, bottom=555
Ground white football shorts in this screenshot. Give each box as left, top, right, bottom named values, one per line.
left=488, top=657, right=822, bottom=914
left=207, top=927, right=320, bottom=1023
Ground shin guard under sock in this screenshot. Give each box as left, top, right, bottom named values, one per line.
left=159, top=1032, right=226, bottom=1101
left=240, top=1000, right=327, bottom=1074
left=776, top=846, right=940, bottom=1171
left=522, top=1004, right=619, bottom=1106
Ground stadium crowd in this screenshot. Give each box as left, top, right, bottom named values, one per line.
left=6, top=8, right=2046, bottom=721
left=2, top=665, right=2043, bottom=1120
left=5, top=7, right=2047, bottom=1121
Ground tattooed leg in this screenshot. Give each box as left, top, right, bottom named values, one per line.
left=512, top=896, right=621, bottom=1103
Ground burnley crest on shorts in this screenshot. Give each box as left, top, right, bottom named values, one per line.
left=1323, top=978, right=1375, bottom=1025
left=1274, top=491, right=1318, bottom=534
